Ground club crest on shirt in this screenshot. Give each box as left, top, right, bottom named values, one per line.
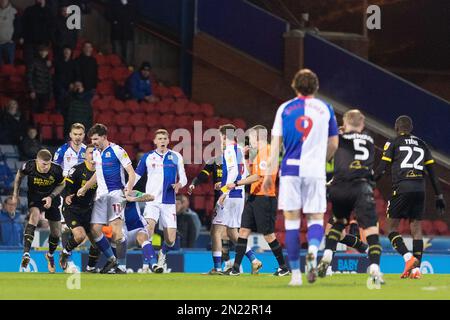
left=383, top=142, right=391, bottom=151
left=81, top=152, right=85, bottom=158
left=105, top=152, right=111, bottom=158
left=167, top=154, right=173, bottom=160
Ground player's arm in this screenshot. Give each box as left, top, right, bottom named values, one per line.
left=126, top=190, right=155, bottom=202
left=228, top=174, right=260, bottom=188
left=124, top=164, right=136, bottom=197
left=173, top=154, right=187, bottom=194
left=11, top=169, right=26, bottom=206
left=373, top=140, right=394, bottom=182
left=43, top=175, right=66, bottom=209
left=133, top=152, right=148, bottom=187
left=262, top=135, right=281, bottom=193
left=77, top=172, right=97, bottom=197
left=188, top=162, right=214, bottom=195
left=53, top=147, right=64, bottom=167
left=64, top=167, right=79, bottom=205
left=326, top=107, right=339, bottom=161
left=423, top=148, right=446, bottom=214
left=115, top=146, right=135, bottom=196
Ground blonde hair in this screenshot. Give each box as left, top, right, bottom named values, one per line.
left=343, top=109, right=365, bottom=128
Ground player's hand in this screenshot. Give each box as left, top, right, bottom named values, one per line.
left=187, top=184, right=195, bottom=195
left=77, top=187, right=86, bottom=197
left=226, top=182, right=236, bottom=190
left=65, top=194, right=74, bottom=206
left=436, top=194, right=446, bottom=215
left=218, top=194, right=227, bottom=207
left=262, top=176, right=273, bottom=193
left=214, top=182, right=222, bottom=191
left=42, top=196, right=52, bottom=209
left=172, top=182, right=182, bottom=194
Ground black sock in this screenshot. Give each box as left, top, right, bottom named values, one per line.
left=388, top=232, right=409, bottom=256
left=222, top=239, right=230, bottom=262
left=23, top=224, right=36, bottom=253
left=48, top=235, right=60, bottom=255
left=65, top=237, right=80, bottom=252
left=88, top=244, right=100, bottom=268
left=232, top=238, right=247, bottom=271
left=268, top=239, right=287, bottom=269
left=325, top=222, right=346, bottom=252
left=61, top=230, right=71, bottom=248
left=340, top=234, right=368, bottom=253
left=413, top=239, right=423, bottom=264
left=366, top=234, right=382, bottom=266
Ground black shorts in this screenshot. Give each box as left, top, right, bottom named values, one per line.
left=241, top=195, right=277, bottom=235
left=28, top=197, right=61, bottom=222
left=387, top=192, right=424, bottom=221
left=329, top=180, right=377, bottom=229
left=62, top=206, right=92, bottom=231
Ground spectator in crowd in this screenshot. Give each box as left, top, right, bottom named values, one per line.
left=0, top=99, right=26, bottom=145
left=126, top=61, right=157, bottom=102
left=109, top=0, right=137, bottom=66
left=0, top=196, right=24, bottom=247
left=0, top=0, right=18, bottom=66
left=21, top=0, right=55, bottom=65
left=74, top=41, right=98, bottom=102
left=176, top=195, right=197, bottom=248
left=54, top=46, right=76, bottom=114
left=63, top=81, right=92, bottom=137
left=53, top=4, right=78, bottom=60
left=19, top=126, right=43, bottom=160
left=180, top=194, right=202, bottom=239
left=27, top=44, right=52, bottom=113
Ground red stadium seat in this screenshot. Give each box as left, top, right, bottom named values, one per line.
left=200, top=103, right=215, bottom=117
left=217, top=117, right=231, bottom=126
left=433, top=220, right=449, bottom=235
left=160, top=114, right=175, bottom=124
left=0, top=64, right=15, bottom=76
left=398, top=219, right=410, bottom=235
left=97, top=81, right=115, bottom=96
left=233, top=118, right=247, bottom=129
left=15, top=65, right=26, bottom=76
left=129, top=113, right=146, bottom=127
left=188, top=102, right=201, bottom=115
left=115, top=112, right=131, bottom=126
left=112, top=67, right=131, bottom=82
left=95, top=54, right=107, bottom=66
left=145, top=114, right=159, bottom=128
left=138, top=141, right=154, bottom=153
left=119, top=125, right=133, bottom=136
left=140, top=102, right=156, bottom=114
left=122, top=144, right=136, bottom=160
left=33, top=113, right=51, bottom=125
left=125, top=100, right=140, bottom=113
left=130, top=129, right=148, bottom=144
left=97, top=111, right=115, bottom=125
left=98, top=66, right=112, bottom=80
left=108, top=54, right=122, bottom=67
left=192, top=195, right=206, bottom=211
left=107, top=126, right=119, bottom=141
left=49, top=113, right=64, bottom=125
left=56, top=125, right=64, bottom=140
left=421, top=220, right=434, bottom=235
left=169, top=86, right=185, bottom=99
left=40, top=125, right=53, bottom=141
left=111, top=99, right=126, bottom=113
left=155, top=85, right=170, bottom=99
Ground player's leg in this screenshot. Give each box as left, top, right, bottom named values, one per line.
left=90, top=196, right=117, bottom=272
left=45, top=207, right=62, bottom=273
left=226, top=227, right=251, bottom=275
left=409, top=219, right=423, bottom=279
left=21, top=207, right=41, bottom=269
left=86, top=232, right=101, bottom=272
left=60, top=226, right=87, bottom=270
left=302, top=177, right=327, bottom=283
left=109, top=191, right=127, bottom=273
left=135, top=230, right=157, bottom=272
left=279, top=176, right=303, bottom=286
left=143, top=202, right=160, bottom=271
left=210, top=203, right=227, bottom=274
left=386, top=193, right=418, bottom=278
left=155, top=203, right=178, bottom=273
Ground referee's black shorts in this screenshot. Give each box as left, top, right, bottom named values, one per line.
left=241, top=195, right=277, bottom=235
left=387, top=192, right=425, bottom=221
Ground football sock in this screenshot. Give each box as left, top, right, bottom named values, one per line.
left=161, top=241, right=174, bottom=255
left=307, top=219, right=324, bottom=257
left=65, top=237, right=80, bottom=253
left=48, top=235, right=60, bottom=255
left=142, top=240, right=157, bottom=265
left=23, top=224, right=36, bottom=253
left=325, top=222, right=346, bottom=252
left=116, top=238, right=127, bottom=266
left=268, top=239, right=287, bottom=269
left=285, top=219, right=301, bottom=272
left=413, top=239, right=423, bottom=265
left=340, top=234, right=368, bottom=253
left=388, top=232, right=409, bottom=257
left=88, top=244, right=100, bottom=268
left=212, top=251, right=222, bottom=271
left=366, top=234, right=382, bottom=266
left=222, top=239, right=230, bottom=262
left=232, top=237, right=247, bottom=271
left=245, top=246, right=256, bottom=262
left=95, top=234, right=115, bottom=260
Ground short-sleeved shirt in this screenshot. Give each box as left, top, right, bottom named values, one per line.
left=221, top=144, right=247, bottom=198
left=272, top=96, right=338, bottom=178
left=333, top=131, right=375, bottom=183
left=193, top=156, right=223, bottom=202
left=381, top=134, right=434, bottom=193
left=94, top=143, right=132, bottom=196
left=20, top=160, right=64, bottom=199
left=64, top=161, right=97, bottom=209
left=53, top=142, right=86, bottom=176
left=250, top=144, right=276, bottom=197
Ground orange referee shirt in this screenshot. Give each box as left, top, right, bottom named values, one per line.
left=250, top=144, right=277, bottom=197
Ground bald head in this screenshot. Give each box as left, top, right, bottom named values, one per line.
left=395, top=115, right=413, bottom=135
left=343, top=109, right=365, bottom=133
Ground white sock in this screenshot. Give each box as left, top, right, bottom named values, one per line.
left=369, top=263, right=380, bottom=274
left=308, top=245, right=319, bottom=259
left=323, top=249, right=333, bottom=263
left=403, top=252, right=413, bottom=262
left=292, top=269, right=302, bottom=276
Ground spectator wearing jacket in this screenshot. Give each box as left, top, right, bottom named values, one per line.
left=74, top=41, right=97, bottom=102
left=54, top=46, right=76, bottom=114
left=176, top=195, right=197, bottom=248
left=21, top=0, right=55, bottom=65
left=109, top=0, right=137, bottom=66
left=53, top=4, right=78, bottom=60
left=0, top=196, right=24, bottom=247
left=27, top=44, right=52, bottom=113
left=0, top=99, right=27, bottom=145
left=19, top=126, right=43, bottom=160
left=126, top=61, right=157, bottom=102
left=63, top=81, right=92, bottom=137
left=0, top=0, right=18, bottom=65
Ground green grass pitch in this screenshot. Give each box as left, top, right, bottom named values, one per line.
left=0, top=273, right=449, bottom=300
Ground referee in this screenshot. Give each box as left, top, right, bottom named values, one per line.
left=225, top=125, right=289, bottom=276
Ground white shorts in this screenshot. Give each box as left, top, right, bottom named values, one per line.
left=126, top=228, right=148, bottom=249
left=212, top=197, right=245, bottom=228
left=144, top=203, right=177, bottom=229
left=91, top=190, right=126, bottom=225
left=278, top=176, right=326, bottom=213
